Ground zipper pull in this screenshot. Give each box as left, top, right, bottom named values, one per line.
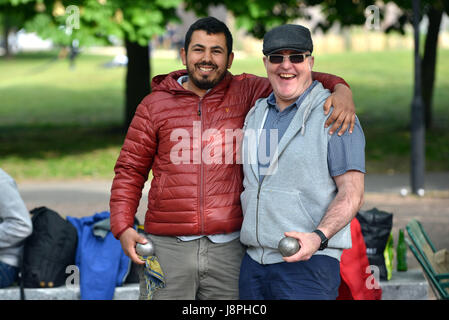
left=198, top=99, right=202, bottom=116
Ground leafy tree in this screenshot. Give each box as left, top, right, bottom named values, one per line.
left=4, top=1, right=446, bottom=130
left=1, top=0, right=181, bottom=129
left=0, top=0, right=37, bottom=57
left=184, top=0, right=308, bottom=38
left=312, top=0, right=448, bottom=130
left=188, top=0, right=447, bottom=130
left=388, top=0, right=448, bottom=130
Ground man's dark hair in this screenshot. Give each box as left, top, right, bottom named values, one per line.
left=184, top=16, right=233, bottom=56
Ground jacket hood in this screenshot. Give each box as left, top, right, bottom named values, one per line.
left=151, top=70, right=187, bottom=94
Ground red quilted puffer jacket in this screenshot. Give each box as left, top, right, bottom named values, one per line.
left=110, top=69, right=347, bottom=239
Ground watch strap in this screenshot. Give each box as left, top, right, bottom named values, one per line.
left=313, top=229, right=328, bottom=250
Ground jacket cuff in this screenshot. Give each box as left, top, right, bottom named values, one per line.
left=113, top=224, right=134, bottom=240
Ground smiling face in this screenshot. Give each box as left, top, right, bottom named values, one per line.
left=180, top=30, right=234, bottom=97
left=263, top=50, right=314, bottom=110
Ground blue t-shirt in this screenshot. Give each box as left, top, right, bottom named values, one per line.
left=258, top=81, right=365, bottom=182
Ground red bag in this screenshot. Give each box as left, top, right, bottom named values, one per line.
left=337, top=218, right=382, bottom=300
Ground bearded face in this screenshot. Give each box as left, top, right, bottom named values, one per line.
left=186, top=60, right=228, bottom=90
left=181, top=30, right=234, bottom=96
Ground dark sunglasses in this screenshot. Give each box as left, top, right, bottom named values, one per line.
left=267, top=53, right=311, bottom=64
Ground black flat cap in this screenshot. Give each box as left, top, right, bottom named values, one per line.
left=263, top=24, right=313, bottom=55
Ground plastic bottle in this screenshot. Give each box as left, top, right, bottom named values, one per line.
left=396, top=229, right=408, bottom=272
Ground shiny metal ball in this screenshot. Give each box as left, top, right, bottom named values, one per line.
left=135, top=239, right=155, bottom=256
left=278, top=237, right=300, bottom=257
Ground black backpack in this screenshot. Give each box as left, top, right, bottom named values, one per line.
left=21, top=207, right=78, bottom=289
left=356, top=208, right=393, bottom=281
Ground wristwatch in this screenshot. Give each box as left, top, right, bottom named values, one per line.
left=313, top=229, right=329, bottom=251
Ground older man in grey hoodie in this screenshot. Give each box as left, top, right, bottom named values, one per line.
left=239, top=24, right=366, bottom=300
left=0, top=169, right=32, bottom=288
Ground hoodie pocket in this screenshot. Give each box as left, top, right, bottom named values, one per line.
left=259, top=188, right=317, bottom=238
left=239, top=188, right=260, bottom=247
left=296, top=191, right=320, bottom=227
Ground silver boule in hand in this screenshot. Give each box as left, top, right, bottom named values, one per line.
left=135, top=238, right=155, bottom=256
left=278, top=237, right=300, bottom=257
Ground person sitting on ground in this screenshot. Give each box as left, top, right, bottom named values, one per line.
left=0, top=168, right=33, bottom=288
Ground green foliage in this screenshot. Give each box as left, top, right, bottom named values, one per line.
left=313, top=0, right=449, bottom=33
left=184, top=0, right=305, bottom=38
left=0, top=0, right=37, bottom=31
left=0, top=0, right=35, bottom=5
left=1, top=0, right=182, bottom=47
left=182, top=0, right=448, bottom=38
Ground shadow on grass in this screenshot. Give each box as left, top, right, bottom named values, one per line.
left=362, top=123, right=449, bottom=173
left=1, top=121, right=448, bottom=174
left=1, top=51, right=61, bottom=60
left=0, top=123, right=126, bottom=159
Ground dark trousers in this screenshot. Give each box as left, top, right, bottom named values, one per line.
left=0, top=261, right=18, bottom=288
left=239, top=252, right=340, bottom=300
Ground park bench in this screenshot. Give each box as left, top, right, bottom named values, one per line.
left=406, top=219, right=449, bottom=300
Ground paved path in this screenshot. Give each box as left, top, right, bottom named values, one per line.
left=16, top=172, right=449, bottom=274
left=364, top=172, right=449, bottom=193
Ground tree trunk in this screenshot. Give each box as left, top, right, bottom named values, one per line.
left=3, top=15, right=11, bottom=58
left=124, top=38, right=151, bottom=131
left=421, top=6, right=443, bottom=130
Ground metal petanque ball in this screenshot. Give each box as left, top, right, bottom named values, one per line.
left=135, top=238, right=155, bottom=256
left=278, top=237, right=300, bottom=257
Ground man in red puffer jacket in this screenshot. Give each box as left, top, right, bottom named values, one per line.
left=110, top=16, right=357, bottom=300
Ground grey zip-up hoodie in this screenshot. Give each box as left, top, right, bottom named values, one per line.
left=240, top=81, right=351, bottom=264
left=0, top=169, right=33, bottom=267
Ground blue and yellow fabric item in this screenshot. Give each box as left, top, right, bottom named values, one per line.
left=136, top=226, right=165, bottom=300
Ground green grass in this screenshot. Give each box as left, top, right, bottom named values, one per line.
left=0, top=48, right=448, bottom=180
left=0, top=51, right=184, bottom=126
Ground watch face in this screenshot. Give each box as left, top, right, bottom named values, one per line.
left=320, top=239, right=328, bottom=250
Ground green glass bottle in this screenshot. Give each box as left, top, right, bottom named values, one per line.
left=396, top=229, right=408, bottom=271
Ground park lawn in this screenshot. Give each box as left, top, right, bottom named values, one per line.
left=0, top=48, right=448, bottom=181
